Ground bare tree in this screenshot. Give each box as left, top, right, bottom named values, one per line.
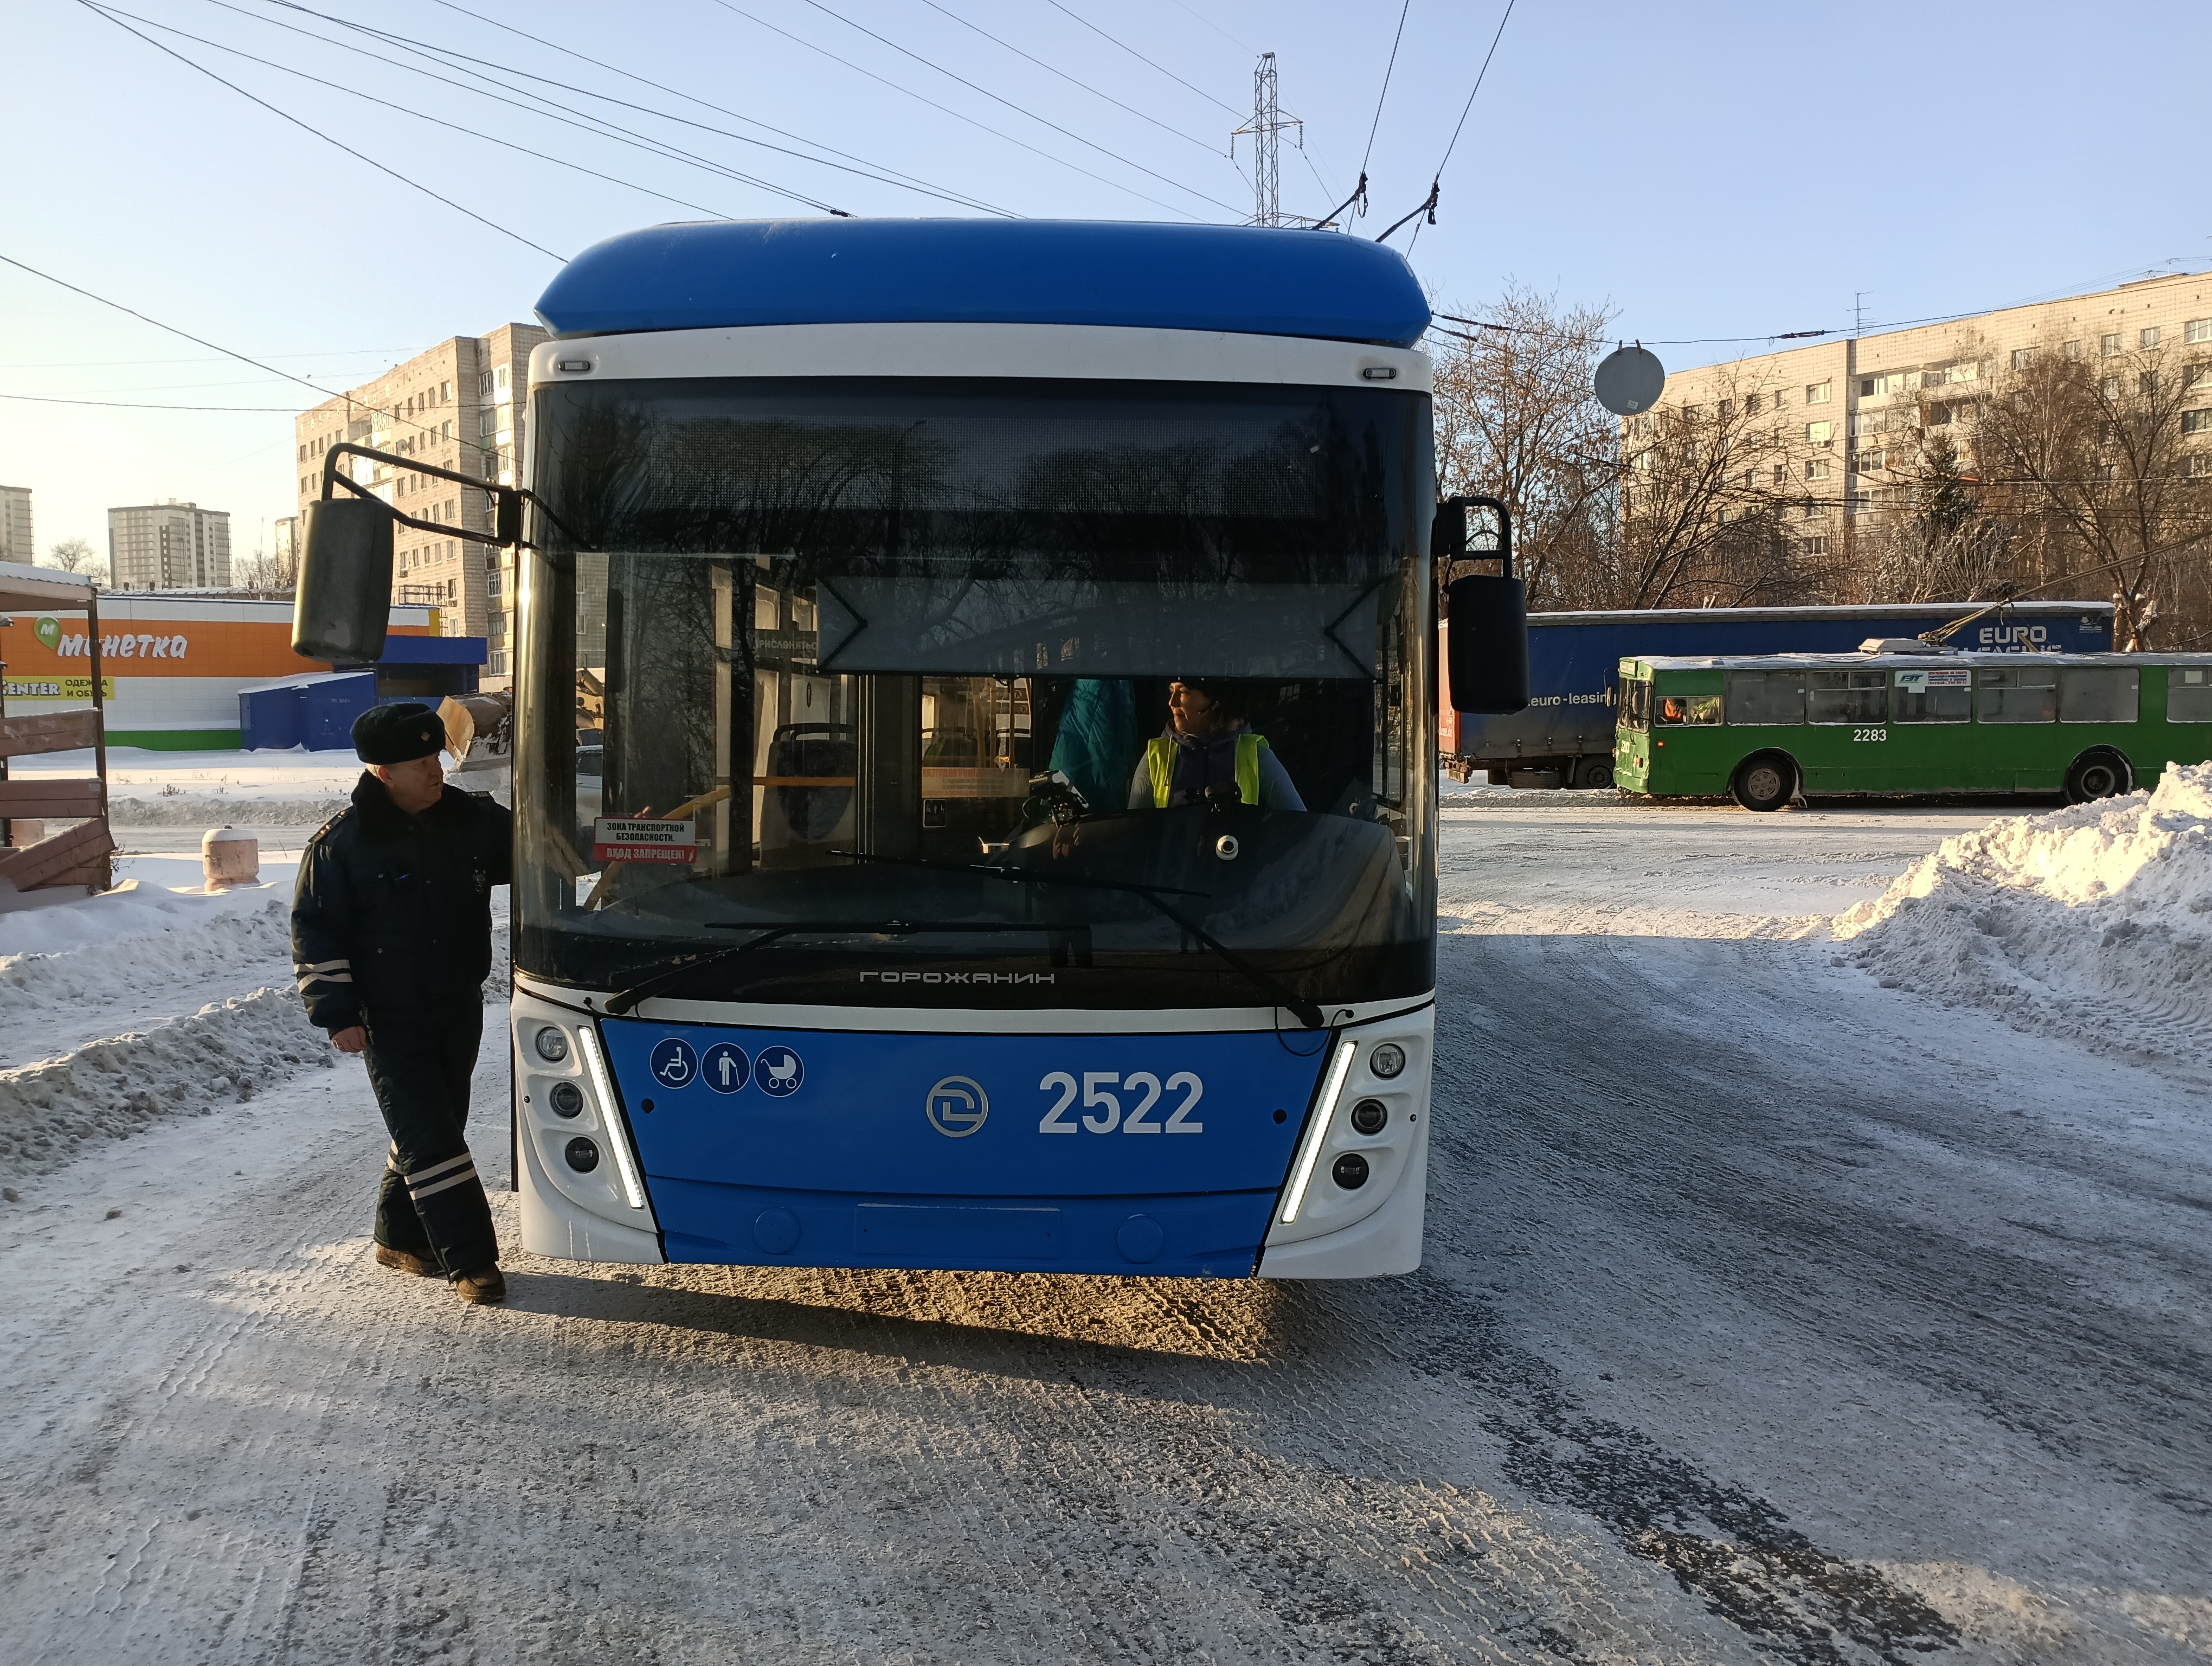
left=1428, top=285, right=1619, bottom=607
left=44, top=536, right=105, bottom=582
left=1972, top=336, right=2212, bottom=648
left=1612, top=369, right=1827, bottom=607
left=1857, top=428, right=2015, bottom=602
left=232, top=547, right=286, bottom=590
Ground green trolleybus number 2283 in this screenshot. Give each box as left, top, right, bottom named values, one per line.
left=1617, top=650, right=2212, bottom=809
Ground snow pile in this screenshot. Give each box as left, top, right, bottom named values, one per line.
left=0, top=990, right=331, bottom=1182
left=0, top=872, right=513, bottom=1183
left=110, top=793, right=350, bottom=828
left=1834, top=762, right=2212, bottom=1075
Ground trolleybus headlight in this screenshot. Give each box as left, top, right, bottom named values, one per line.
left=1279, top=1039, right=1357, bottom=1225
left=1368, top=1042, right=1406, bottom=1079
left=1332, top=1152, right=1371, bottom=1189
left=533, top=1026, right=569, bottom=1062
left=564, top=1137, right=600, bottom=1172
left=575, top=1024, right=648, bottom=1211
left=549, top=1081, right=584, bottom=1118
left=1350, top=1098, right=1388, bottom=1136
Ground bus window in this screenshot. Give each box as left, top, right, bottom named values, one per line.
left=921, top=676, right=1032, bottom=857
left=1724, top=671, right=1805, bottom=726
left=1655, top=693, right=1720, bottom=725
left=2059, top=665, right=2139, bottom=724
left=2171, top=666, right=2212, bottom=723
left=1892, top=667, right=1970, bottom=723
left=1620, top=676, right=1651, bottom=731
left=1976, top=663, right=2057, bottom=723
left=1807, top=669, right=1887, bottom=724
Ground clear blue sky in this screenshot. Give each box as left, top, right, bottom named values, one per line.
left=3, top=0, right=2205, bottom=563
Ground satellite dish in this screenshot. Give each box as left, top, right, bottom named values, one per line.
left=1594, top=345, right=1666, bottom=415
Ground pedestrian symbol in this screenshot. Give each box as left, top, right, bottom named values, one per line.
left=648, top=1037, right=697, bottom=1089
left=702, top=1042, right=749, bottom=1094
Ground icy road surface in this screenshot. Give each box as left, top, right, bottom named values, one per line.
left=1, top=790, right=2205, bottom=1663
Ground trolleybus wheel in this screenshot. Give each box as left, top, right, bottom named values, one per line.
left=2063, top=749, right=2131, bottom=804
left=1731, top=753, right=1796, bottom=812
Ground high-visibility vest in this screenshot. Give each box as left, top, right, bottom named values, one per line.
left=1147, top=733, right=1267, bottom=808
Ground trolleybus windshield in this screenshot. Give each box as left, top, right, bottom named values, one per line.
left=516, top=375, right=1436, bottom=1011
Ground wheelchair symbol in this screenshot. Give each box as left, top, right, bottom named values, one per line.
left=648, top=1038, right=697, bottom=1088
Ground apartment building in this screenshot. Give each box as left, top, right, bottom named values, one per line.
left=1647, top=269, right=2212, bottom=560
left=107, top=500, right=232, bottom=589
left=0, top=484, right=31, bottom=567
left=293, top=321, right=546, bottom=683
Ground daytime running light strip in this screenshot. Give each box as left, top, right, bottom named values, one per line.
left=577, top=1024, right=648, bottom=1210
left=1280, top=1039, right=1358, bottom=1225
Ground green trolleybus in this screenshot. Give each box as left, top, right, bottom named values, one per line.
left=1615, top=649, right=2212, bottom=810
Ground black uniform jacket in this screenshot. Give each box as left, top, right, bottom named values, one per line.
left=291, top=772, right=514, bottom=1033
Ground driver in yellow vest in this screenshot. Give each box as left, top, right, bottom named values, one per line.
left=1127, top=678, right=1306, bottom=811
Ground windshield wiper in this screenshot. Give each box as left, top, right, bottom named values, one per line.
left=827, top=850, right=1327, bottom=1029
left=602, top=919, right=1052, bottom=1015
left=605, top=925, right=803, bottom=1016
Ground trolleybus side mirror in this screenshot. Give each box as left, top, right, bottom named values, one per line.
left=293, top=495, right=393, bottom=663
left=1434, top=496, right=1529, bottom=715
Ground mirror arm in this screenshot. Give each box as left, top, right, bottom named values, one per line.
left=319, top=441, right=581, bottom=548
left=1436, top=493, right=1513, bottom=581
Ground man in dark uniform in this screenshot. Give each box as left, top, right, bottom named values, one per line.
left=292, top=703, right=514, bottom=1304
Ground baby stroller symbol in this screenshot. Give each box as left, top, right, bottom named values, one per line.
left=756, top=1046, right=805, bottom=1097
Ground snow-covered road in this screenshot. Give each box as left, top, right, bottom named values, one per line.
left=1, top=789, right=2205, bottom=1663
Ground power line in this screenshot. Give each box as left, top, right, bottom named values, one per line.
left=76, top=0, right=564, bottom=262
left=230, top=0, right=866, bottom=215
left=1392, top=0, right=1515, bottom=252
left=787, top=0, right=1244, bottom=216
left=1434, top=0, right=1514, bottom=185
left=706, top=0, right=1201, bottom=219
left=0, top=350, right=404, bottom=369
left=911, top=0, right=1220, bottom=155
left=104, top=3, right=782, bottom=222
left=1040, top=0, right=1242, bottom=116
left=414, top=0, right=1010, bottom=214
left=1359, top=0, right=1411, bottom=181
left=0, top=252, right=488, bottom=453
left=0, top=392, right=301, bottom=412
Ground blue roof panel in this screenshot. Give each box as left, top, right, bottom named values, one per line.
left=534, top=219, right=1430, bottom=348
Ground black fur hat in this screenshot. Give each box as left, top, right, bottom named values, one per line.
left=351, top=702, right=444, bottom=765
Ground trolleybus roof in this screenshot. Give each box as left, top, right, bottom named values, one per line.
left=534, top=219, right=1431, bottom=347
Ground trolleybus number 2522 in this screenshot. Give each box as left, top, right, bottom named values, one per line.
left=1039, top=1071, right=1205, bottom=1135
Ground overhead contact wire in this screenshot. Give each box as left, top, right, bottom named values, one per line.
left=99, top=4, right=767, bottom=222
left=706, top=0, right=1201, bottom=219
left=787, top=0, right=1245, bottom=215
left=1041, top=0, right=1242, bottom=114
left=912, top=0, right=1222, bottom=153
left=410, top=0, right=1012, bottom=214
left=74, top=0, right=564, bottom=261
left=228, top=0, right=856, bottom=214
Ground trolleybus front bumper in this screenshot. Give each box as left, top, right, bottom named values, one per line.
left=510, top=985, right=1431, bottom=1279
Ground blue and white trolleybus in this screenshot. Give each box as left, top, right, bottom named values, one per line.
left=309, top=218, right=1504, bottom=1280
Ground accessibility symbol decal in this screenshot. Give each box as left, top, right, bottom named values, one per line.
left=755, top=1046, right=805, bottom=1097
left=701, top=1042, right=749, bottom=1095
left=648, top=1037, right=698, bottom=1090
